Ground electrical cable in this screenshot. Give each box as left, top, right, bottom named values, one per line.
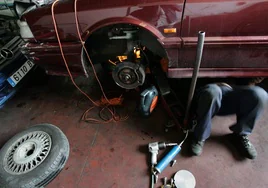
left=51, top=0, right=98, bottom=106
left=74, top=0, right=111, bottom=104
left=51, top=0, right=127, bottom=123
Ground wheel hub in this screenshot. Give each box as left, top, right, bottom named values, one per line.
left=118, top=68, right=137, bottom=85
left=112, top=61, right=145, bottom=89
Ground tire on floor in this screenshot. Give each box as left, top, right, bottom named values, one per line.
left=0, top=123, right=70, bottom=188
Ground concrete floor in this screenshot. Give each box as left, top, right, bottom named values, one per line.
left=1, top=71, right=268, bottom=188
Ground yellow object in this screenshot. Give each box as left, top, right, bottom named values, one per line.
left=134, top=48, right=141, bottom=59
left=164, top=28, right=177, bottom=33
left=117, top=56, right=128, bottom=62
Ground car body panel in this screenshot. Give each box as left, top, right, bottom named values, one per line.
left=23, top=0, right=185, bottom=75
left=174, top=0, right=268, bottom=72
left=21, top=0, right=268, bottom=78
left=21, top=42, right=84, bottom=75
left=24, top=0, right=185, bottom=41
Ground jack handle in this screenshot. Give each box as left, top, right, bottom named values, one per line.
left=184, top=31, right=205, bottom=127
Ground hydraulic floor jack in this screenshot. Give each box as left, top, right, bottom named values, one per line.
left=144, top=31, right=205, bottom=131
left=141, top=31, right=205, bottom=188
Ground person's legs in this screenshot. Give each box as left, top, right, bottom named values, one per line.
left=191, top=84, right=268, bottom=157
left=191, top=84, right=223, bottom=155
left=218, top=86, right=268, bottom=159
left=218, top=86, right=268, bottom=133
left=229, top=86, right=267, bottom=134
left=193, top=84, right=223, bottom=141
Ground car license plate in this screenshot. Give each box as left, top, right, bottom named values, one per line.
left=7, top=60, right=35, bottom=87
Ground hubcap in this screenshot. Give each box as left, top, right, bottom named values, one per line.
left=3, top=131, right=52, bottom=175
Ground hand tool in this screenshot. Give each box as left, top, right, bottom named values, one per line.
left=154, top=131, right=188, bottom=174
left=170, top=160, right=176, bottom=167
left=150, top=173, right=158, bottom=188
left=149, top=142, right=177, bottom=188
left=171, top=178, right=174, bottom=187
left=151, top=173, right=155, bottom=188
left=154, top=174, right=158, bottom=183
left=163, top=177, right=167, bottom=186
left=154, top=145, right=181, bottom=174
left=148, top=142, right=178, bottom=165
left=160, top=177, right=172, bottom=188
left=161, top=184, right=172, bottom=188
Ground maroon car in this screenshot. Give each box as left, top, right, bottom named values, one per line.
left=15, top=0, right=268, bottom=89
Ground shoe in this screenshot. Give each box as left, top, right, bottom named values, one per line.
left=230, top=134, right=257, bottom=159
left=191, top=139, right=205, bottom=156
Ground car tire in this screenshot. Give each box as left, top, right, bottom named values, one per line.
left=0, top=123, right=70, bottom=188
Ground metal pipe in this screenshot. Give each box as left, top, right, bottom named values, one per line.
left=184, top=31, right=205, bottom=127
left=150, top=173, right=154, bottom=188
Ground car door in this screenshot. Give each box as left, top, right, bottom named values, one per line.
left=173, top=0, right=268, bottom=77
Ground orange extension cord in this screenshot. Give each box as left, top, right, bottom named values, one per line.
left=51, top=0, right=128, bottom=123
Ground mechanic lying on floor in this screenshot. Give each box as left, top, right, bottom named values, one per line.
left=191, top=78, right=268, bottom=159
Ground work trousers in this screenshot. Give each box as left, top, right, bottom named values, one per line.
left=194, top=84, right=268, bottom=141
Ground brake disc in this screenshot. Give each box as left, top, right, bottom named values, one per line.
left=112, top=61, right=145, bottom=89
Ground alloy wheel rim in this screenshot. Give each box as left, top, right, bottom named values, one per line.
left=3, top=131, right=52, bottom=175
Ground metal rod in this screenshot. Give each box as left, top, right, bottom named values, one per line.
left=150, top=173, right=154, bottom=188
left=184, top=31, right=205, bottom=126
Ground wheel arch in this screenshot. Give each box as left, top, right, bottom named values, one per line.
left=81, top=17, right=169, bottom=76
left=83, top=17, right=165, bottom=41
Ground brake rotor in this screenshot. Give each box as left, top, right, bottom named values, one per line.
left=112, top=61, right=145, bottom=89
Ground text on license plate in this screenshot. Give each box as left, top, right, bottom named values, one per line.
left=7, top=60, right=34, bottom=87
